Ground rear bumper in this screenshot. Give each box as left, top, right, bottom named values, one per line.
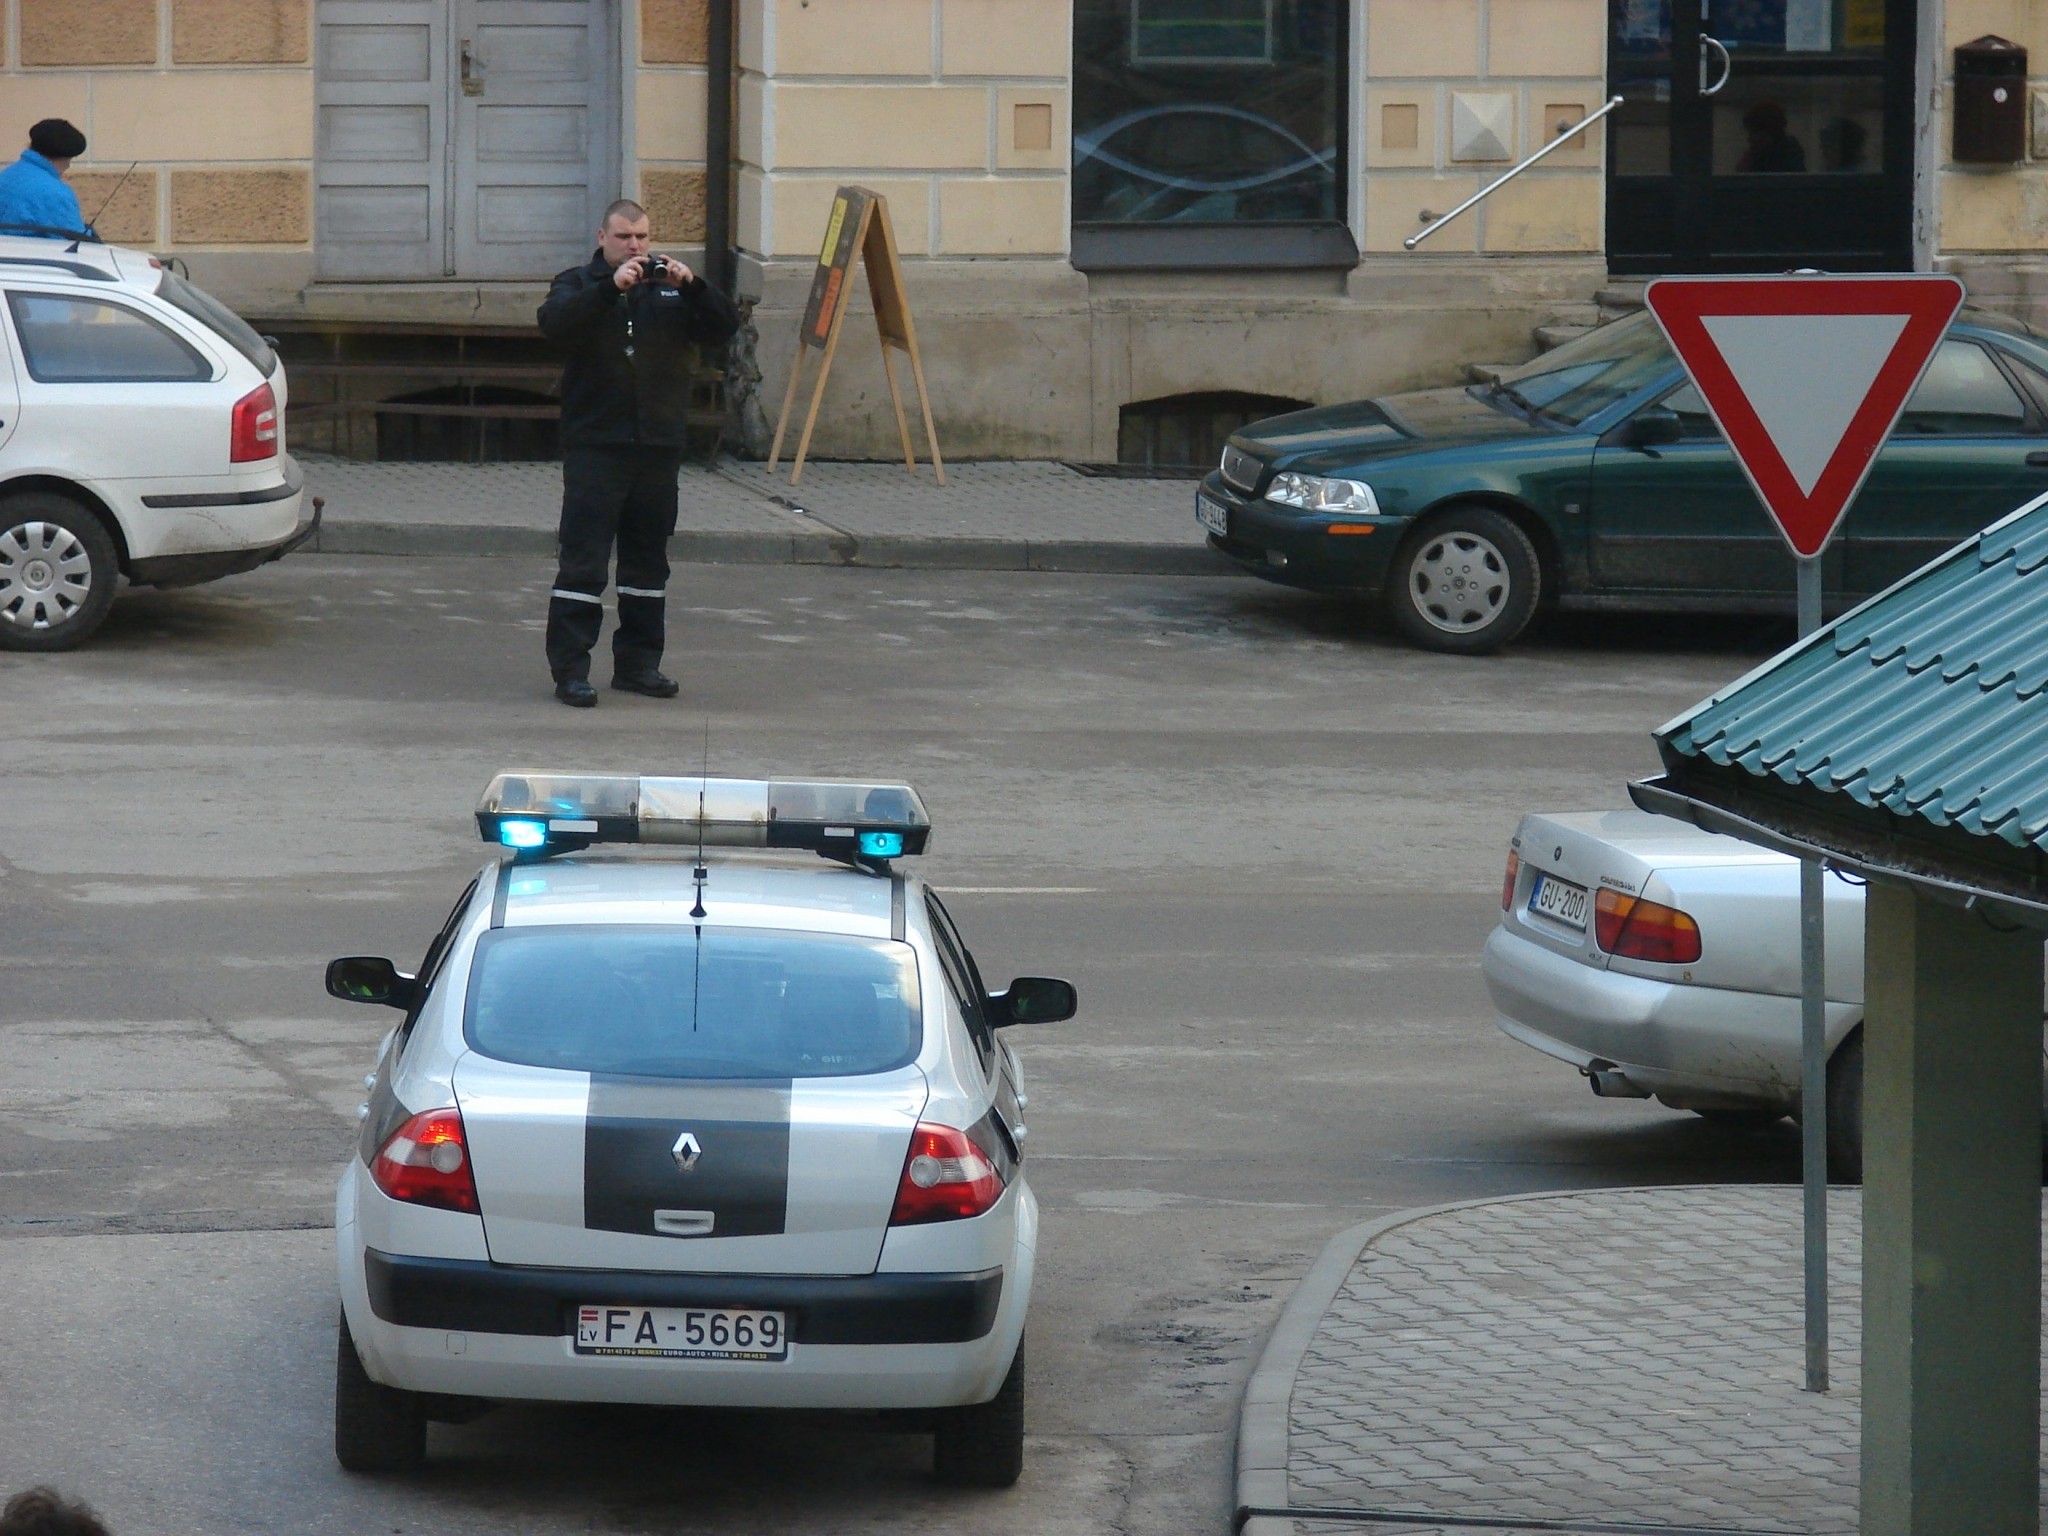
left=126, top=494, right=319, bottom=587
left=1481, top=924, right=1858, bottom=1104
left=365, top=1249, right=1002, bottom=1346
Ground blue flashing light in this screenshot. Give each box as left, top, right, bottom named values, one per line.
left=500, top=818, right=549, bottom=850
left=858, top=830, right=905, bottom=859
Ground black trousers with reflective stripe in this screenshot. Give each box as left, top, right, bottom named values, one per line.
left=546, top=444, right=681, bottom=682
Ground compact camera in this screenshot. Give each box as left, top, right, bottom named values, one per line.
left=631, top=255, right=675, bottom=287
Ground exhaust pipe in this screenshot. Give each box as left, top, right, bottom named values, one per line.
left=1583, top=1059, right=1652, bottom=1099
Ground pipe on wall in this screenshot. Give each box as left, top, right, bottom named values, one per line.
left=705, top=0, right=735, bottom=292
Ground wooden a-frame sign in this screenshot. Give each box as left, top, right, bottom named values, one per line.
left=768, top=185, right=945, bottom=485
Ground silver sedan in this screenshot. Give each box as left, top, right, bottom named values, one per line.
left=1482, top=808, right=1870, bottom=1175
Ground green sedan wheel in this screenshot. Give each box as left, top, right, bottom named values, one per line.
left=1389, top=506, right=1541, bottom=655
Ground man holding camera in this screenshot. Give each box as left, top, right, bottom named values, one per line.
left=537, top=198, right=739, bottom=707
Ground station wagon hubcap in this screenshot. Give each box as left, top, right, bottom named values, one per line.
left=0, top=522, right=93, bottom=631
left=1409, top=531, right=1509, bottom=634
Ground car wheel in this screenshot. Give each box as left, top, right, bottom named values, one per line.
left=1387, top=506, right=1541, bottom=655
left=933, top=1335, right=1024, bottom=1488
left=334, top=1311, right=426, bottom=1473
left=1825, top=1029, right=1863, bottom=1185
left=0, top=493, right=120, bottom=653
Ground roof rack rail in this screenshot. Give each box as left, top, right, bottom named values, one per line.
left=0, top=254, right=117, bottom=281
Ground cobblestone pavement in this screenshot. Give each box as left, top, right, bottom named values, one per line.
left=295, top=454, right=807, bottom=536
left=714, top=458, right=1201, bottom=545
left=292, top=453, right=1208, bottom=568
left=1247, top=1186, right=2048, bottom=1536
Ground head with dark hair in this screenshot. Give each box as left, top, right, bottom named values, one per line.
left=26, top=119, right=86, bottom=164
left=602, top=199, right=647, bottom=229
left=0, top=1488, right=111, bottom=1536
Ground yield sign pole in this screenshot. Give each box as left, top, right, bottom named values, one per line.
left=1644, top=272, right=1966, bottom=1396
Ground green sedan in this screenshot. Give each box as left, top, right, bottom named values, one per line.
left=1199, top=309, right=2048, bottom=653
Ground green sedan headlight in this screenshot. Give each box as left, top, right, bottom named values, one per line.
left=1264, top=473, right=1381, bottom=515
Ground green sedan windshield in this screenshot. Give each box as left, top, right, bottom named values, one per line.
left=1495, top=313, right=1672, bottom=428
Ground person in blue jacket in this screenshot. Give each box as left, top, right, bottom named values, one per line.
left=0, top=120, right=93, bottom=239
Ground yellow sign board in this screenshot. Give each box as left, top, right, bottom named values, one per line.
left=769, top=187, right=942, bottom=485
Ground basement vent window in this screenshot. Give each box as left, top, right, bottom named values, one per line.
left=1115, top=391, right=1309, bottom=475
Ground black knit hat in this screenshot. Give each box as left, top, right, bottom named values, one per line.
left=28, top=119, right=86, bottom=160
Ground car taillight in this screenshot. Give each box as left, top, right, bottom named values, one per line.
left=1594, top=888, right=1702, bottom=964
left=370, top=1107, right=479, bottom=1214
left=230, top=382, right=278, bottom=462
left=890, top=1123, right=1004, bottom=1226
left=1501, top=849, right=1520, bottom=910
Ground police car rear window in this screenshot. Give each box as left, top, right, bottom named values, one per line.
left=464, top=925, right=921, bottom=1079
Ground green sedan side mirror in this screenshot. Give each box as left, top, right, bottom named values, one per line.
left=1622, top=406, right=1684, bottom=449
left=987, top=976, right=1078, bottom=1027
left=326, top=956, right=418, bottom=1011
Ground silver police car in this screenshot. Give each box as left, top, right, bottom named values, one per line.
left=327, top=773, right=1074, bottom=1486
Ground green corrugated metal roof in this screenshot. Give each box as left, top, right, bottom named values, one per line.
left=1659, top=492, right=2048, bottom=852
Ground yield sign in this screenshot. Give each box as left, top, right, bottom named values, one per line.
left=1643, top=274, right=1966, bottom=558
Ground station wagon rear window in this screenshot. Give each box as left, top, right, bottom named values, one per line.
left=464, top=925, right=921, bottom=1080
left=6, top=292, right=212, bottom=382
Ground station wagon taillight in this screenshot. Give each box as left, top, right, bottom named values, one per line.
left=370, top=1107, right=479, bottom=1214
left=1594, top=888, right=1702, bottom=964
left=230, top=382, right=278, bottom=462
left=1501, top=850, right=1519, bottom=910
left=890, top=1123, right=1004, bottom=1225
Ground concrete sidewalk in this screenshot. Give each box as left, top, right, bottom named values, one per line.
left=1237, top=1186, right=2048, bottom=1536
left=296, top=452, right=1228, bottom=576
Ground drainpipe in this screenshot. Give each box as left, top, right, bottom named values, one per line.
left=705, top=0, right=734, bottom=291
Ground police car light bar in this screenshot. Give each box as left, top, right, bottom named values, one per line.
left=476, top=773, right=931, bottom=861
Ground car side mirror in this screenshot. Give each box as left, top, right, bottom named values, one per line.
left=326, top=956, right=417, bottom=1010
left=1623, top=406, right=1683, bottom=449
left=987, top=976, right=1078, bottom=1027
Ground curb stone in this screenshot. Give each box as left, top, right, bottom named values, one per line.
left=1234, top=1188, right=1665, bottom=1536
left=310, top=520, right=1236, bottom=576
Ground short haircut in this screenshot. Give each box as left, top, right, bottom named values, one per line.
left=602, top=199, right=648, bottom=229
left=0, top=1488, right=112, bottom=1536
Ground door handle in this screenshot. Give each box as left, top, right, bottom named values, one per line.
left=460, top=37, right=484, bottom=97
left=2027, top=452, right=2048, bottom=467
left=1700, top=34, right=1733, bottom=96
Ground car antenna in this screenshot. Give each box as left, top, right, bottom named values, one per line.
left=690, top=720, right=710, bottom=921
left=690, top=722, right=709, bottom=1034
left=83, top=161, right=140, bottom=241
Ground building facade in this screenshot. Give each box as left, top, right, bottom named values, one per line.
left=3, top=0, right=2043, bottom=460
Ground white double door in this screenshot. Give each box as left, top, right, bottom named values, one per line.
left=316, top=0, right=617, bottom=280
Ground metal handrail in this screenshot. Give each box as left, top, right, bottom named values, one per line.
left=1402, top=95, right=1624, bottom=251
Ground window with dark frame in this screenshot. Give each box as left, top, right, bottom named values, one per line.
left=1073, top=0, right=1349, bottom=267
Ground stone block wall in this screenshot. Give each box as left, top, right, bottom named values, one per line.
left=639, top=0, right=712, bottom=246
left=1360, top=0, right=1606, bottom=254
left=0, top=0, right=313, bottom=257
left=736, top=0, right=1069, bottom=261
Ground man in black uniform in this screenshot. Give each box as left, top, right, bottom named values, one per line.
left=538, top=199, right=739, bottom=707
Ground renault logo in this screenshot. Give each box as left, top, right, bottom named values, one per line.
left=671, top=1130, right=702, bottom=1174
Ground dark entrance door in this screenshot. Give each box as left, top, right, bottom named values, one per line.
left=1606, top=0, right=1915, bottom=274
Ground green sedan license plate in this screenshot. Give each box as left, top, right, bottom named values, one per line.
left=1196, top=494, right=1229, bottom=537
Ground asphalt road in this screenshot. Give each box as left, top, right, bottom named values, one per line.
left=0, top=558, right=1805, bottom=1534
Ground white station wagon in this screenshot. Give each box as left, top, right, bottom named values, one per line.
left=326, top=774, right=1072, bottom=1487
left=0, top=235, right=313, bottom=650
